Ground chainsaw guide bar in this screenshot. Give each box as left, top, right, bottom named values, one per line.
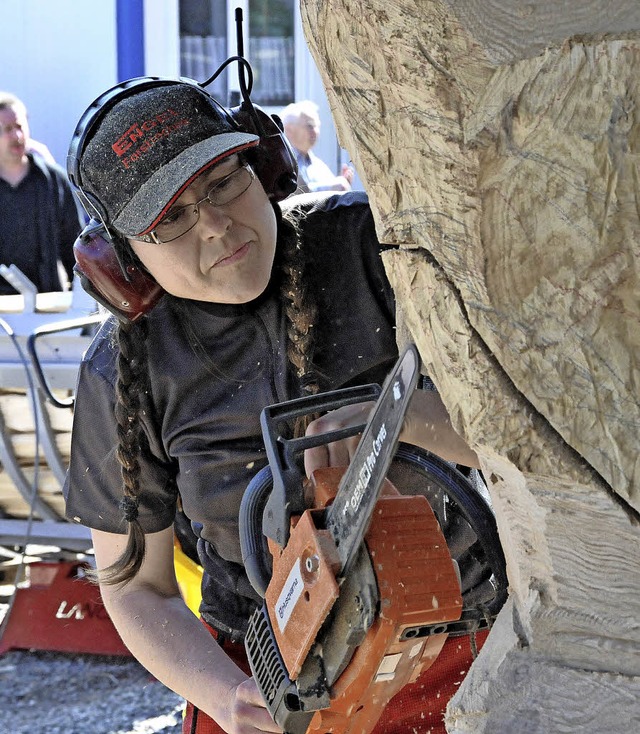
left=324, top=344, right=419, bottom=576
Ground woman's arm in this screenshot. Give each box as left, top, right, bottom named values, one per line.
left=303, top=387, right=479, bottom=476
left=91, top=526, right=281, bottom=734
left=401, top=388, right=479, bottom=468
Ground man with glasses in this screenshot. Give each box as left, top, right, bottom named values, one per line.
left=0, top=92, right=83, bottom=295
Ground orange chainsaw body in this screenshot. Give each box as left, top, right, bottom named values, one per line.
left=264, top=466, right=462, bottom=734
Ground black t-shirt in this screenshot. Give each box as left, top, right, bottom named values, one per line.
left=64, top=191, right=398, bottom=638
left=0, top=154, right=82, bottom=294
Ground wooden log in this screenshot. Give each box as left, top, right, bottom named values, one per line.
left=301, top=1, right=640, bottom=730
left=0, top=391, right=74, bottom=434
left=0, top=390, right=72, bottom=521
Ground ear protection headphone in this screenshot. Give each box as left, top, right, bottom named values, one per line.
left=67, top=73, right=298, bottom=322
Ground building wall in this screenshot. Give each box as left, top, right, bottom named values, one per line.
left=0, top=0, right=359, bottom=187
left=0, top=0, right=118, bottom=166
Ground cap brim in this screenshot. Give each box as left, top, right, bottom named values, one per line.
left=113, top=132, right=259, bottom=235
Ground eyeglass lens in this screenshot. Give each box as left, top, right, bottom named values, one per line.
left=153, top=166, right=254, bottom=243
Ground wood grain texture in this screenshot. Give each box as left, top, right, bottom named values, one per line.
left=443, top=1, right=640, bottom=63
left=446, top=598, right=640, bottom=733
left=302, top=0, right=640, bottom=510
left=301, top=1, right=640, bottom=729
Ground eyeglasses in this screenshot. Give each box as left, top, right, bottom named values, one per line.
left=136, top=164, right=256, bottom=244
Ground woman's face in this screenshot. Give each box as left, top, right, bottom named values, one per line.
left=128, top=155, right=278, bottom=304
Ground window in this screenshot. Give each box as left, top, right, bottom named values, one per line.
left=179, top=0, right=294, bottom=107
left=248, top=0, right=294, bottom=106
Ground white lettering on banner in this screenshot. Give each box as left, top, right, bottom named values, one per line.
left=54, top=600, right=112, bottom=621
left=274, top=559, right=304, bottom=633
left=56, top=601, right=84, bottom=620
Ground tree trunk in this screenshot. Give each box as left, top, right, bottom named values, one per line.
left=300, top=1, right=640, bottom=730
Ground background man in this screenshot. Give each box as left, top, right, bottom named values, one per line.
left=281, top=100, right=355, bottom=193
left=0, top=91, right=83, bottom=295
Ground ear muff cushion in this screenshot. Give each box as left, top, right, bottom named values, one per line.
left=73, top=221, right=164, bottom=322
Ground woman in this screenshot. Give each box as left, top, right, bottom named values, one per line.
left=64, top=76, right=490, bottom=734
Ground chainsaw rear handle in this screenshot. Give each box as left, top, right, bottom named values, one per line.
left=260, top=382, right=382, bottom=547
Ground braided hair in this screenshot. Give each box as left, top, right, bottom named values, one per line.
left=275, top=201, right=319, bottom=436
left=97, top=202, right=318, bottom=585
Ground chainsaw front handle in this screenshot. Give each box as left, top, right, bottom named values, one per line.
left=260, top=382, right=382, bottom=547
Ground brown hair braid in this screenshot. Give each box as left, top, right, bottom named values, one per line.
left=277, top=204, right=319, bottom=437
left=99, top=202, right=319, bottom=585
left=95, top=317, right=151, bottom=584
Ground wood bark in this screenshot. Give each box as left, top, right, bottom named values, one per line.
left=300, top=1, right=640, bottom=730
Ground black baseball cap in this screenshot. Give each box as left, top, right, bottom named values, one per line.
left=77, top=81, right=259, bottom=236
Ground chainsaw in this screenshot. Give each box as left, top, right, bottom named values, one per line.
left=239, top=344, right=507, bottom=734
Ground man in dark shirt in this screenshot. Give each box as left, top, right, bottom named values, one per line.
left=0, top=92, right=83, bottom=295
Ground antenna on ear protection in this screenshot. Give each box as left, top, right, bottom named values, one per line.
left=220, top=8, right=298, bottom=201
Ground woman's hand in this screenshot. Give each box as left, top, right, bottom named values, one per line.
left=219, top=677, right=282, bottom=733
left=92, top=527, right=281, bottom=734
left=303, top=401, right=375, bottom=477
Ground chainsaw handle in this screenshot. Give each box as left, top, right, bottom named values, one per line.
left=261, top=382, right=381, bottom=547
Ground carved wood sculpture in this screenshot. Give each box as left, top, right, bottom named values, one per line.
left=300, top=1, right=640, bottom=730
